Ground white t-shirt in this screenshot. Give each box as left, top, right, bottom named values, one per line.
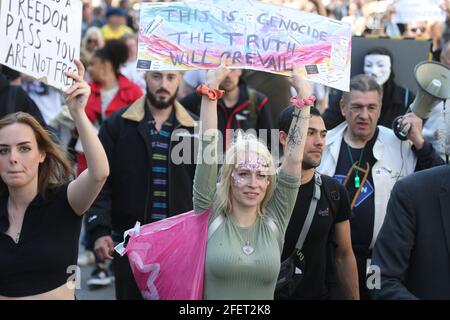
left=100, top=85, right=119, bottom=120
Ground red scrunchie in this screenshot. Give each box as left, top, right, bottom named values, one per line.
left=290, top=95, right=316, bottom=109
left=196, top=84, right=225, bottom=101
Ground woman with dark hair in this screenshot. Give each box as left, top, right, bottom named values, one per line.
left=323, top=47, right=415, bottom=130
left=85, top=39, right=143, bottom=128
left=0, top=60, right=109, bottom=299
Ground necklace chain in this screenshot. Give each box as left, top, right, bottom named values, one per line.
left=234, top=220, right=256, bottom=255
left=346, top=143, right=365, bottom=188
left=7, top=204, right=22, bottom=244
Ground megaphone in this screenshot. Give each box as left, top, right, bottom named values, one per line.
left=393, top=61, right=450, bottom=140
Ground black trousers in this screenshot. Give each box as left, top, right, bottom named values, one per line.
left=112, top=251, right=143, bottom=300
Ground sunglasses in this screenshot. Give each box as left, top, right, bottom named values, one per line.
left=87, top=38, right=98, bottom=44
left=410, top=27, right=427, bottom=33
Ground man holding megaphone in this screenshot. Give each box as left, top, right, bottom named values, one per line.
left=317, top=74, right=444, bottom=299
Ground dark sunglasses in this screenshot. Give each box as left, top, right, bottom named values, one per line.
left=410, top=27, right=427, bottom=33
left=87, top=38, right=98, bottom=44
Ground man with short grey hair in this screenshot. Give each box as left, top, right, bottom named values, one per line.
left=318, top=74, right=443, bottom=299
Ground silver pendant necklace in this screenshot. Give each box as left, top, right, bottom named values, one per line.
left=239, top=224, right=255, bottom=256
left=242, top=241, right=254, bottom=255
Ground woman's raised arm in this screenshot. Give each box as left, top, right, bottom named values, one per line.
left=66, top=60, right=109, bottom=215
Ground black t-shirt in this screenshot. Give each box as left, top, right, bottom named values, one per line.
left=334, top=129, right=378, bottom=252
left=281, top=174, right=352, bottom=299
left=0, top=184, right=82, bottom=297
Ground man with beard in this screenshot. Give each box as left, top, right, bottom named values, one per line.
left=318, top=74, right=443, bottom=299
left=181, top=69, right=273, bottom=151
left=86, top=71, right=198, bottom=299
left=276, top=106, right=359, bottom=300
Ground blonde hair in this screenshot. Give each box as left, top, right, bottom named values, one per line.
left=214, top=134, right=276, bottom=216
left=81, top=27, right=105, bottom=52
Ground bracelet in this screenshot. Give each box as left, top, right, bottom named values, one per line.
left=196, top=84, right=224, bottom=101
left=290, top=95, right=316, bottom=109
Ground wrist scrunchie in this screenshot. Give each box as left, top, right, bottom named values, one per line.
left=196, top=84, right=225, bottom=101
left=290, top=95, right=316, bottom=109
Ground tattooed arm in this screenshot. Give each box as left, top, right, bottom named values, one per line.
left=279, top=65, right=312, bottom=179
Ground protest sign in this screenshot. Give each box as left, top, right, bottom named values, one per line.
left=137, top=0, right=352, bottom=91
left=0, top=0, right=82, bottom=91
left=393, top=0, right=447, bottom=24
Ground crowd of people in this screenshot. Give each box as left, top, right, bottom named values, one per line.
left=1, top=0, right=450, bottom=300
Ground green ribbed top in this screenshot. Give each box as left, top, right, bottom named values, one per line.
left=193, top=137, right=300, bottom=300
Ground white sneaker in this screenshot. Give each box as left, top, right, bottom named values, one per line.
left=77, top=251, right=95, bottom=266
left=87, top=267, right=113, bottom=287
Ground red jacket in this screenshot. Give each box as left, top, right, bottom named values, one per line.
left=79, top=74, right=143, bottom=175
left=85, top=74, right=143, bottom=124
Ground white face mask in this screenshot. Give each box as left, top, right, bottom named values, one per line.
left=364, top=54, right=391, bottom=86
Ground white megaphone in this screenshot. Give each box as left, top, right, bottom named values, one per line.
left=393, top=61, right=450, bottom=140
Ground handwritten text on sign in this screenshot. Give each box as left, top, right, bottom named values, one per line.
left=137, top=0, right=352, bottom=91
left=0, top=0, right=82, bottom=91
left=393, top=0, right=447, bottom=24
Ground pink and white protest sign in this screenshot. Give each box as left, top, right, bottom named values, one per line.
left=137, top=0, right=352, bottom=91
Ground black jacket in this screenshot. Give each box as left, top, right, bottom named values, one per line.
left=371, top=165, right=450, bottom=299
left=0, top=73, right=46, bottom=125
left=86, top=96, right=198, bottom=241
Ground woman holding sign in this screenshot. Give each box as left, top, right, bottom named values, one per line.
left=193, top=60, right=314, bottom=299
left=0, top=60, right=109, bottom=300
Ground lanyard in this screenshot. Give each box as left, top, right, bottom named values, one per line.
left=346, top=144, right=365, bottom=188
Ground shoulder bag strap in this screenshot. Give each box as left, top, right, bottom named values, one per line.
left=295, top=172, right=321, bottom=251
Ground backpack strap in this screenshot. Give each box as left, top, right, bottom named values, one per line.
left=294, top=172, right=322, bottom=251
left=264, top=172, right=322, bottom=254
left=320, top=175, right=341, bottom=221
